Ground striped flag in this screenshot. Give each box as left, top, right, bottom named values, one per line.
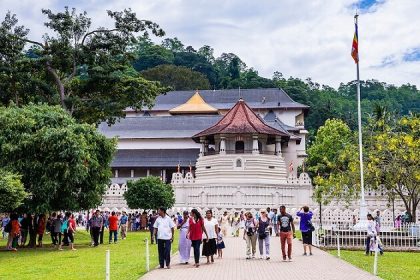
left=351, top=22, right=359, bottom=63
left=289, top=161, right=294, bottom=173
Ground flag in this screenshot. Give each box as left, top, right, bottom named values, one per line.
left=351, top=22, right=359, bottom=63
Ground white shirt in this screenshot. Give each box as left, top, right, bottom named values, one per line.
left=153, top=215, right=175, bottom=240
left=367, top=220, right=377, bottom=237
left=203, top=218, right=218, bottom=239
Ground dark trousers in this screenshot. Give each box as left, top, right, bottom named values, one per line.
left=99, top=226, right=104, bottom=244
left=365, top=236, right=371, bottom=254
left=149, top=228, right=157, bottom=244
left=157, top=239, right=171, bottom=268
left=191, top=240, right=202, bottom=264
left=92, top=227, right=100, bottom=246
left=51, top=232, right=61, bottom=245
left=109, top=230, right=117, bottom=243
left=62, top=231, right=69, bottom=245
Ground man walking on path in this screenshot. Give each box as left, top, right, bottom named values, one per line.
left=153, top=207, right=175, bottom=269
left=277, top=205, right=295, bottom=261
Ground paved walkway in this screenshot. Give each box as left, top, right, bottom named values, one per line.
left=140, top=234, right=380, bottom=280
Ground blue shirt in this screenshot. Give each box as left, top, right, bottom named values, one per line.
left=297, top=211, right=313, bottom=232
left=2, top=217, right=10, bottom=227
left=120, top=215, right=128, bottom=225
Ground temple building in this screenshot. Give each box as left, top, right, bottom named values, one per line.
left=99, top=88, right=312, bottom=210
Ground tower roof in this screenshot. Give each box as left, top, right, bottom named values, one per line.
left=169, top=91, right=218, bottom=114
left=193, top=99, right=289, bottom=143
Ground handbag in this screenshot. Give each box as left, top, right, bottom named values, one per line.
left=258, top=232, right=267, bottom=239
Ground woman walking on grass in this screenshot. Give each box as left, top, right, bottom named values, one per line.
left=187, top=209, right=209, bottom=268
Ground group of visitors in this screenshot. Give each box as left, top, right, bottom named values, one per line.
left=152, top=205, right=315, bottom=269
left=86, top=210, right=130, bottom=246
left=0, top=212, right=77, bottom=251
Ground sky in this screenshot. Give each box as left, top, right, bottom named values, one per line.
left=1, top=0, right=419, bottom=88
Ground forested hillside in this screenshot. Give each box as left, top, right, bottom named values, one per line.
left=132, top=36, right=420, bottom=136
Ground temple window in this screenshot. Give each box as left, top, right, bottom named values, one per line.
left=236, top=159, right=242, bottom=167
left=235, top=141, right=244, bottom=153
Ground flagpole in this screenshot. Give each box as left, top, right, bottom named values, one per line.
left=354, top=13, right=367, bottom=227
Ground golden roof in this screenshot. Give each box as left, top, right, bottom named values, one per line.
left=169, top=91, right=218, bottom=114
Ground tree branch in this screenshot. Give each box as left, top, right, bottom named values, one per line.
left=46, top=61, right=66, bottom=108
left=81, top=28, right=119, bottom=46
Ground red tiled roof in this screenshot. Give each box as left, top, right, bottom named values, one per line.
left=193, top=99, right=289, bottom=139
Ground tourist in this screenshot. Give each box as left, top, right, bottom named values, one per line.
left=99, top=211, right=106, bottom=244
left=127, top=213, right=132, bottom=232
left=178, top=210, right=191, bottom=264
left=52, top=213, right=62, bottom=248
left=366, top=214, right=377, bottom=256
left=27, top=214, right=36, bottom=248
left=257, top=209, right=270, bottom=260
left=141, top=211, right=148, bottom=230
left=2, top=214, right=10, bottom=239
left=239, top=211, right=245, bottom=233
left=272, top=209, right=279, bottom=236
left=297, top=206, right=313, bottom=256
left=120, top=211, right=128, bottom=240
left=6, top=213, right=20, bottom=251
left=108, top=211, right=118, bottom=244
left=149, top=211, right=158, bottom=244
left=394, top=215, right=401, bottom=230
left=374, top=211, right=381, bottom=234
left=216, top=226, right=225, bottom=258
left=19, top=213, right=29, bottom=246
left=67, top=213, right=77, bottom=251
left=135, top=214, right=140, bottom=231
left=59, top=213, right=70, bottom=250
left=202, top=210, right=218, bottom=264
left=267, top=207, right=274, bottom=236
left=91, top=210, right=103, bottom=247
left=219, top=211, right=230, bottom=237
left=153, top=207, right=176, bottom=269
left=231, top=212, right=240, bottom=237
left=243, top=211, right=257, bottom=259
left=278, top=205, right=295, bottom=261
left=37, top=214, right=46, bottom=247
left=188, top=208, right=209, bottom=268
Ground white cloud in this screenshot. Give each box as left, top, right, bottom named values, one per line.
left=1, top=0, right=419, bottom=88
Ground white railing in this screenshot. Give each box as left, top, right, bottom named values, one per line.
left=312, top=221, right=420, bottom=251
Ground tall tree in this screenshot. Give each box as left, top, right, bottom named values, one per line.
left=0, top=8, right=167, bottom=124
left=0, top=104, right=116, bottom=213
left=140, top=64, right=210, bottom=90
left=124, top=176, right=175, bottom=210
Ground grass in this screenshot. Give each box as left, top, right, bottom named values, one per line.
left=0, top=230, right=179, bottom=280
left=328, top=249, right=420, bottom=280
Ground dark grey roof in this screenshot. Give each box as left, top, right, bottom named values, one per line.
left=128, top=88, right=309, bottom=111
left=264, top=111, right=300, bottom=132
left=112, top=149, right=199, bottom=167
left=99, top=115, right=222, bottom=139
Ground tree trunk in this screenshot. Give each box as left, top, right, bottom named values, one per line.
left=46, top=62, right=66, bottom=109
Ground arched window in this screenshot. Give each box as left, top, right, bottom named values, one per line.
left=236, top=159, right=242, bottom=167
left=235, top=141, right=244, bottom=153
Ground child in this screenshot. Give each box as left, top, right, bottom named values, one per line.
left=216, top=227, right=225, bottom=258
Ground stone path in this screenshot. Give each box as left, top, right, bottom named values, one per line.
left=140, top=234, right=380, bottom=280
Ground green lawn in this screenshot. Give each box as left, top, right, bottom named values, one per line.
left=0, top=230, right=179, bottom=280
left=329, top=250, right=420, bottom=280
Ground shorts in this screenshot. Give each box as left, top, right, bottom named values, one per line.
left=216, top=241, right=225, bottom=249
left=302, top=231, right=312, bottom=245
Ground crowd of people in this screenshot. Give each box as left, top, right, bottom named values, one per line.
left=151, top=205, right=315, bottom=269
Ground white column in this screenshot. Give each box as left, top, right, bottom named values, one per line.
left=115, top=169, right=119, bottom=178
left=220, top=137, right=226, bottom=155
left=146, top=169, right=150, bottom=176
left=130, top=169, right=134, bottom=178
left=252, top=135, right=259, bottom=155
left=199, top=137, right=205, bottom=156
left=163, top=169, right=166, bottom=182
left=275, top=138, right=282, bottom=156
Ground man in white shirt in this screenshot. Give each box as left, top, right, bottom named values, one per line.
left=153, top=207, right=175, bottom=269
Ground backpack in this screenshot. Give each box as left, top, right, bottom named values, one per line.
left=246, top=219, right=256, bottom=236
left=307, top=220, right=315, bottom=232
left=4, top=221, right=11, bottom=233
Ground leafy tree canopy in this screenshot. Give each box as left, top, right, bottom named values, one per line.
left=140, top=64, right=210, bottom=91
left=123, top=176, right=175, bottom=210
left=0, top=169, right=28, bottom=212
left=0, top=104, right=116, bottom=213
left=0, top=7, right=167, bottom=124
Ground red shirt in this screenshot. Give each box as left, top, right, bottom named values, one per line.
left=37, top=218, right=45, bottom=235
left=109, top=215, right=119, bottom=231
left=69, top=218, right=76, bottom=232
left=189, top=218, right=204, bottom=241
